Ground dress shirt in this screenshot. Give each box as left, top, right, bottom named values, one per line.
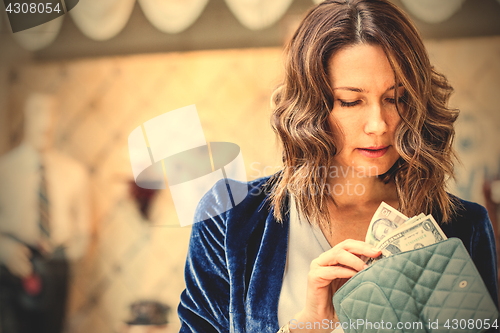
left=278, top=195, right=345, bottom=332
left=0, top=143, right=90, bottom=260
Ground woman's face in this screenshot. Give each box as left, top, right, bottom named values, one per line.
left=327, top=43, right=403, bottom=176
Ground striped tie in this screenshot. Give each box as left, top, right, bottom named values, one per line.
left=39, top=161, right=52, bottom=254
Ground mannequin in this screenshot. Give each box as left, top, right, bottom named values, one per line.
left=0, top=92, right=90, bottom=333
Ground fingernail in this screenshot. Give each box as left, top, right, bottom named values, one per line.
left=363, top=264, right=369, bottom=269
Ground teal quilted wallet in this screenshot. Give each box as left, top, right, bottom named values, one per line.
left=332, top=238, right=499, bottom=332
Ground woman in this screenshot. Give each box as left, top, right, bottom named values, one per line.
left=178, top=0, right=498, bottom=332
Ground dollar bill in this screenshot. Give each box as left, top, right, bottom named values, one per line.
left=365, top=202, right=408, bottom=247
left=366, top=215, right=447, bottom=265
left=404, top=213, right=425, bottom=225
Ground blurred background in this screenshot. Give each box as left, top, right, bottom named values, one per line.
left=0, top=0, right=499, bottom=332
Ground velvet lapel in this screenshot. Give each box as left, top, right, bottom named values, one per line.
left=245, top=203, right=289, bottom=333
left=224, top=186, right=290, bottom=333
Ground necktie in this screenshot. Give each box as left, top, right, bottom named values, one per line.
left=39, top=161, right=52, bottom=254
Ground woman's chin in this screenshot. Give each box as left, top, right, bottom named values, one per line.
left=350, top=159, right=400, bottom=178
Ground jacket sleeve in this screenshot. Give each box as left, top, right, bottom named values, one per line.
left=178, top=216, right=230, bottom=332
left=178, top=182, right=232, bottom=333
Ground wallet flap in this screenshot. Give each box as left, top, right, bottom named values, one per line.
left=338, top=282, right=404, bottom=333
left=333, top=238, right=499, bottom=333
left=423, top=239, right=499, bottom=332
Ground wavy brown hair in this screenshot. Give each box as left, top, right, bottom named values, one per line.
left=269, top=0, right=459, bottom=229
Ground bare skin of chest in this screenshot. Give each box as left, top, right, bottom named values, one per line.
left=323, top=199, right=399, bottom=248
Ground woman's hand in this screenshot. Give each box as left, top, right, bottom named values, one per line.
left=290, top=239, right=381, bottom=333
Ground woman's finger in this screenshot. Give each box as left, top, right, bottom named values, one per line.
left=314, top=247, right=379, bottom=271
left=336, top=239, right=381, bottom=255
left=308, top=265, right=359, bottom=284
left=313, top=249, right=368, bottom=272
left=320, top=239, right=380, bottom=260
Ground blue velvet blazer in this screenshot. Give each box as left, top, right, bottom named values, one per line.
left=178, top=176, right=499, bottom=333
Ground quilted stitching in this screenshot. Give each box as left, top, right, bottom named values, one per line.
left=341, top=282, right=403, bottom=333
left=333, top=238, right=499, bottom=333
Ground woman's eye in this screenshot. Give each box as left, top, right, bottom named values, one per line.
left=339, top=100, right=361, bottom=107
left=385, top=97, right=405, bottom=104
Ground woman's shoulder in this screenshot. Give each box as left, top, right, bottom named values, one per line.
left=440, top=194, right=494, bottom=247
left=190, top=174, right=287, bottom=256
left=448, top=195, right=490, bottom=227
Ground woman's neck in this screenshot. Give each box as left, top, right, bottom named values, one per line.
left=326, top=171, right=398, bottom=209
left=321, top=171, right=399, bottom=245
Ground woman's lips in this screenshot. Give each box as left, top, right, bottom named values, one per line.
left=357, top=146, right=390, bottom=158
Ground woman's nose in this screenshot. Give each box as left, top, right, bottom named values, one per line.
left=364, top=102, right=388, bottom=136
